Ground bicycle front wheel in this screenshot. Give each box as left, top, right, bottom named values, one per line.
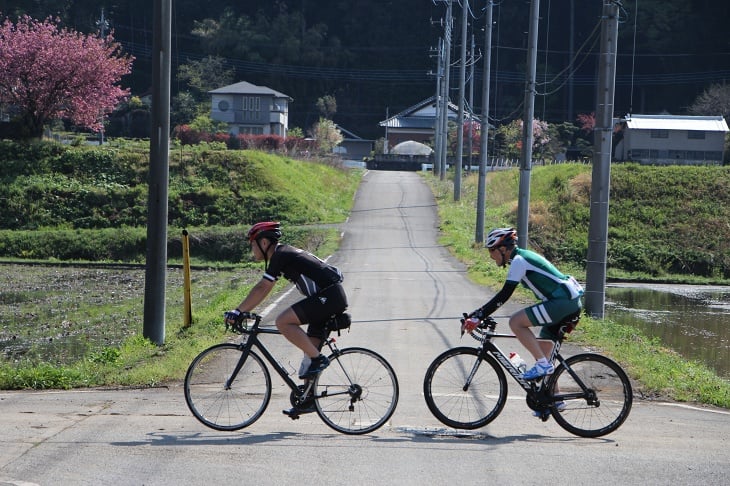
left=546, top=353, right=633, bottom=438
left=423, top=347, right=507, bottom=429
left=184, top=343, right=271, bottom=431
left=314, top=347, right=399, bottom=435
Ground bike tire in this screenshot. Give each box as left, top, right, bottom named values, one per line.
left=546, top=353, right=633, bottom=438
left=314, top=347, right=399, bottom=435
left=423, top=347, right=507, bottom=429
left=184, top=343, right=271, bottom=431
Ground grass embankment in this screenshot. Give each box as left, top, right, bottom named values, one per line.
left=425, top=164, right=730, bottom=408
left=0, top=140, right=361, bottom=389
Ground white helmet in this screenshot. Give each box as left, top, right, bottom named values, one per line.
left=486, top=227, right=517, bottom=249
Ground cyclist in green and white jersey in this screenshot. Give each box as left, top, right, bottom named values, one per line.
left=469, top=228, right=584, bottom=380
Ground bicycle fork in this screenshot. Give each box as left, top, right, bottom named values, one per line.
left=224, top=339, right=256, bottom=389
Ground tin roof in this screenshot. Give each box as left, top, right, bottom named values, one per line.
left=379, top=96, right=481, bottom=128
left=209, top=81, right=291, bottom=100
left=624, top=114, right=729, bottom=132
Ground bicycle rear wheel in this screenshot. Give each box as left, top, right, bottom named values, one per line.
left=314, top=347, right=399, bottom=435
left=423, top=347, right=507, bottom=429
left=546, top=353, right=633, bottom=438
left=184, top=343, right=271, bottom=431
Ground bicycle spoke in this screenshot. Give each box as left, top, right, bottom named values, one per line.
left=184, top=344, right=271, bottom=431
left=423, top=347, right=507, bottom=430
left=548, top=353, right=632, bottom=437
left=315, top=348, right=399, bottom=435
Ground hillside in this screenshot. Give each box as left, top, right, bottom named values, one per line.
left=0, top=140, right=361, bottom=263
left=431, top=163, right=730, bottom=283
left=1, top=140, right=729, bottom=281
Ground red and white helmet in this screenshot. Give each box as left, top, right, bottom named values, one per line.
left=247, top=221, right=282, bottom=243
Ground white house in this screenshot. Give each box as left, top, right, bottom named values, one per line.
left=209, top=81, right=292, bottom=137
left=614, top=114, right=728, bottom=165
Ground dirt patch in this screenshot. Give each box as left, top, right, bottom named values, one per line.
left=0, top=264, right=245, bottom=365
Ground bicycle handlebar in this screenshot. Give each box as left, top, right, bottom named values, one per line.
left=225, top=311, right=263, bottom=334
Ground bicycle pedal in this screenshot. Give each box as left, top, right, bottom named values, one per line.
left=282, top=409, right=301, bottom=420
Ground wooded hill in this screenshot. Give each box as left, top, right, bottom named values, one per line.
left=6, top=1, right=729, bottom=139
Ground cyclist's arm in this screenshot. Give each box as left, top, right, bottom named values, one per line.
left=478, top=280, right=518, bottom=316
left=236, top=277, right=276, bottom=312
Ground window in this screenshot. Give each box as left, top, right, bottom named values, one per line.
left=650, top=130, right=669, bottom=139
left=687, top=131, right=706, bottom=139
left=669, top=150, right=685, bottom=159
left=217, top=100, right=229, bottom=112
left=239, top=126, right=263, bottom=135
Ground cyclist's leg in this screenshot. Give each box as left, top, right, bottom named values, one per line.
left=509, top=309, right=546, bottom=361
left=299, top=284, right=348, bottom=351
left=519, top=298, right=582, bottom=360
left=275, top=307, right=321, bottom=358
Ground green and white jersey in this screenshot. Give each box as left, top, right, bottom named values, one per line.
left=506, top=248, right=583, bottom=301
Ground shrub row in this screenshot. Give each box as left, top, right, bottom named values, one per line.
left=172, top=127, right=317, bottom=155
left=0, top=226, right=331, bottom=263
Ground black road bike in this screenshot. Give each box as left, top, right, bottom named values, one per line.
left=423, top=312, right=632, bottom=438
left=184, top=312, right=399, bottom=435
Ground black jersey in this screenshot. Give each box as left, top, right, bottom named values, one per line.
left=263, top=244, right=343, bottom=297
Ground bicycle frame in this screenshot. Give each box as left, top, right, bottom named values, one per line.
left=474, top=332, right=544, bottom=391
left=469, top=327, right=595, bottom=410
left=227, top=317, right=348, bottom=403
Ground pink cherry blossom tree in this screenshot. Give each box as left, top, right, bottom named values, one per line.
left=0, top=15, right=133, bottom=139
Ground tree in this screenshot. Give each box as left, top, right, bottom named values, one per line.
left=310, top=117, right=343, bottom=155
left=494, top=119, right=551, bottom=159
left=177, top=55, right=235, bottom=102
left=0, top=15, right=133, bottom=139
left=316, top=95, right=337, bottom=119
left=688, top=84, right=730, bottom=121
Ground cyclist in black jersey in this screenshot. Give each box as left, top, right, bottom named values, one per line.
left=224, top=222, right=348, bottom=383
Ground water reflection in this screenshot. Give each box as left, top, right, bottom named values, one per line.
left=605, top=284, right=730, bottom=380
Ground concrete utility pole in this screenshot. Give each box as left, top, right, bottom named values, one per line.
left=468, top=33, right=475, bottom=169
left=433, top=38, right=444, bottom=178
left=143, top=0, right=172, bottom=345
left=440, top=0, right=453, bottom=180
left=517, top=0, right=540, bottom=249
left=454, top=0, right=468, bottom=201
left=476, top=1, right=494, bottom=244
left=585, top=1, right=620, bottom=318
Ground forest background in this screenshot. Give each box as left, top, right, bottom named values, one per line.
left=2, top=0, right=729, bottom=142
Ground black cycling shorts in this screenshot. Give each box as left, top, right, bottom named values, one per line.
left=290, top=283, right=348, bottom=340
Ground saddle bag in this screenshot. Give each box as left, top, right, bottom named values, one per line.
left=326, top=312, right=352, bottom=336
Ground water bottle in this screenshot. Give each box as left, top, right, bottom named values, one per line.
left=509, top=352, right=527, bottom=373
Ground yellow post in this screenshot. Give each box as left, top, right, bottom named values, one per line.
left=182, top=229, right=193, bottom=328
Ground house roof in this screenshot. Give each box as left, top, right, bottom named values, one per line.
left=379, top=96, right=480, bottom=128
left=334, top=124, right=372, bottom=141
left=209, top=81, right=292, bottom=100
left=623, top=114, right=729, bottom=132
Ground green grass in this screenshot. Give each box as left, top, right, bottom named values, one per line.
left=424, top=168, right=730, bottom=408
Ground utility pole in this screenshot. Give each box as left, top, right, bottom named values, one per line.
left=585, top=1, right=620, bottom=318
left=96, top=8, right=109, bottom=145
left=476, top=1, right=494, bottom=244
left=143, top=0, right=172, bottom=345
left=440, top=0, right=453, bottom=180
left=454, top=0, right=468, bottom=201
left=468, top=33, right=475, bottom=170
left=432, top=38, right=444, bottom=177
left=517, top=0, right=540, bottom=249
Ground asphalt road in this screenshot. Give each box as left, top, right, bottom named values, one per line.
left=2, top=170, right=729, bottom=486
